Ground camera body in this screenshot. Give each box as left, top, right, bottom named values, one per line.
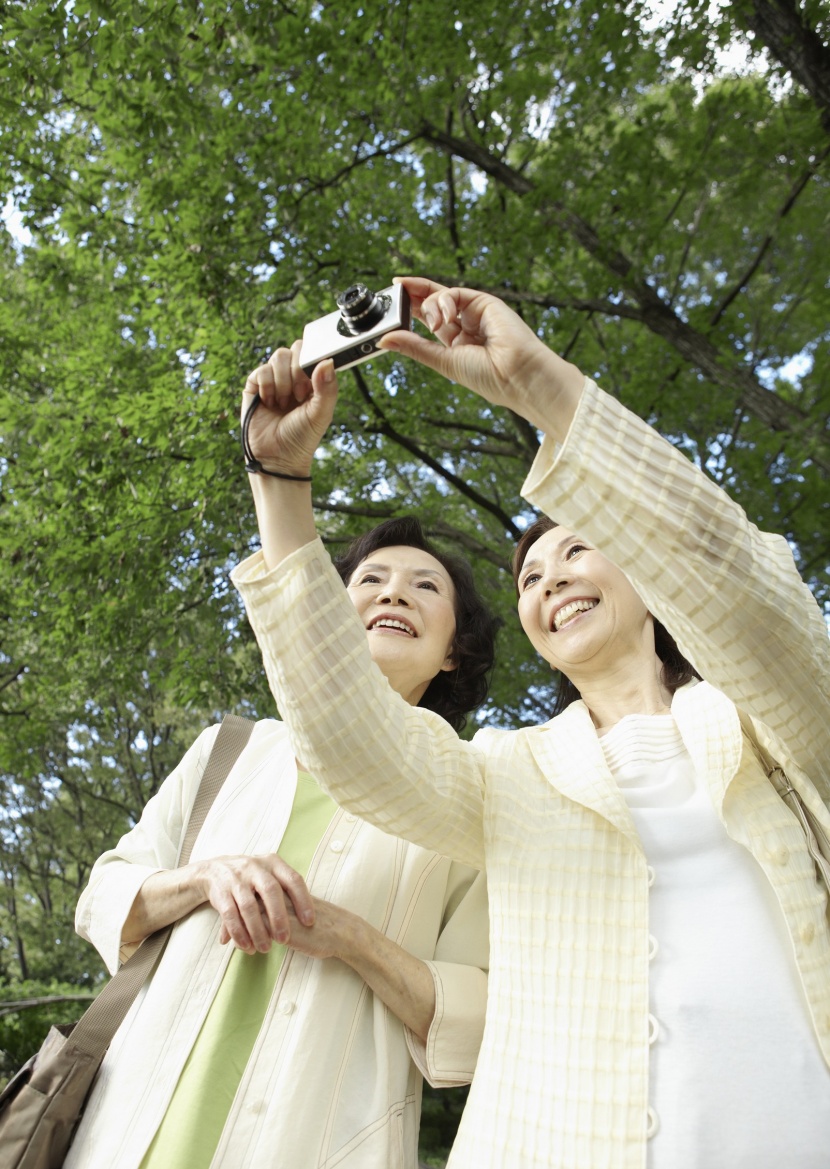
left=299, top=282, right=411, bottom=377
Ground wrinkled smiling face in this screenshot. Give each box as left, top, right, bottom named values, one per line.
left=347, top=545, right=457, bottom=706
left=516, top=526, right=652, bottom=678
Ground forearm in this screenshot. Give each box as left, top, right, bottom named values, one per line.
left=249, top=474, right=317, bottom=572
left=335, top=910, right=436, bottom=1043
left=510, top=345, right=585, bottom=443
left=233, top=541, right=487, bottom=866
left=120, top=862, right=208, bottom=947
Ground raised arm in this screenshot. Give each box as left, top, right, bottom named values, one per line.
left=521, top=377, right=830, bottom=794
left=235, top=333, right=495, bottom=866
left=380, top=278, right=828, bottom=793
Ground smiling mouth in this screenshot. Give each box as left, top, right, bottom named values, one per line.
left=369, top=617, right=416, bottom=637
left=552, top=599, right=598, bottom=632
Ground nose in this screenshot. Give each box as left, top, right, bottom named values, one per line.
left=543, top=569, right=571, bottom=596
left=377, top=580, right=412, bottom=606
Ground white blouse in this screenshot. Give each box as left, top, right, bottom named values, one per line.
left=600, top=714, right=830, bottom=1167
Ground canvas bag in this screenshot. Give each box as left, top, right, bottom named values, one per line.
left=0, top=715, right=255, bottom=1169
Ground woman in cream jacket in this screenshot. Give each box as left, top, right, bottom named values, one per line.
left=67, top=515, right=493, bottom=1169
left=233, top=278, right=830, bottom=1169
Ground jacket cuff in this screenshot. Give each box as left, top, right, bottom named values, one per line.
left=521, top=374, right=598, bottom=506
left=75, top=863, right=164, bottom=976
left=405, top=960, right=487, bottom=1088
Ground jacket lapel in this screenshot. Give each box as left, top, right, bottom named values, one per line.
left=671, top=681, right=742, bottom=815
left=526, top=700, right=641, bottom=848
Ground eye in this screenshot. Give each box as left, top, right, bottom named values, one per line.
left=565, top=543, right=588, bottom=559
left=521, top=571, right=541, bottom=590
left=417, top=580, right=438, bottom=591
left=356, top=573, right=381, bottom=585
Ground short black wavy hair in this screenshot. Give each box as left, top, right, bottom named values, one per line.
left=334, top=517, right=498, bottom=732
left=512, top=515, right=701, bottom=717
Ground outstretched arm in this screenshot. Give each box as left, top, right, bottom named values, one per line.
left=241, top=340, right=335, bottom=570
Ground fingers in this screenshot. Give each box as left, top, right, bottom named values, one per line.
left=244, top=340, right=313, bottom=412
left=273, top=857, right=316, bottom=927
left=377, top=329, right=456, bottom=378
left=391, top=276, right=482, bottom=337
left=206, top=855, right=315, bottom=955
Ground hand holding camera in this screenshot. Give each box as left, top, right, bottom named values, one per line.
left=376, top=277, right=585, bottom=437
left=242, top=281, right=411, bottom=479
left=242, top=341, right=338, bottom=481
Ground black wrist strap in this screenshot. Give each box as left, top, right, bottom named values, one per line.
left=241, top=394, right=313, bottom=482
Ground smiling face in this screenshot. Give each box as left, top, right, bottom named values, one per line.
left=346, top=545, right=458, bottom=706
left=516, top=526, right=655, bottom=683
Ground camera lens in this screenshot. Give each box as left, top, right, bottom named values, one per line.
left=336, top=283, right=388, bottom=334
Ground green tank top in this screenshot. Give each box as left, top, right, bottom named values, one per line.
left=140, top=772, right=337, bottom=1169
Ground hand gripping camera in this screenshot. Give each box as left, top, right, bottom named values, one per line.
left=299, top=282, right=411, bottom=377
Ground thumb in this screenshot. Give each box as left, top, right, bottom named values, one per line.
left=377, top=330, right=454, bottom=379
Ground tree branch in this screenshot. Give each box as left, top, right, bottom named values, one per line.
left=710, top=141, right=830, bottom=327
left=419, top=122, right=827, bottom=467
left=350, top=367, right=522, bottom=537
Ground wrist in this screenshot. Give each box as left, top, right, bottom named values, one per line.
left=245, top=457, right=313, bottom=482
left=331, top=908, right=369, bottom=967
left=187, top=859, right=212, bottom=904
left=519, top=351, right=585, bottom=441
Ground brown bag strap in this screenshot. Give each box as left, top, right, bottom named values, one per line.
left=69, top=714, right=255, bottom=1059
left=738, top=708, right=830, bottom=890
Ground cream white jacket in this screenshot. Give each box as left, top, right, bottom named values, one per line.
left=68, top=719, right=488, bottom=1169
left=232, top=378, right=830, bottom=1169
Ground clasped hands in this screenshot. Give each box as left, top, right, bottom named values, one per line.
left=200, top=852, right=351, bottom=960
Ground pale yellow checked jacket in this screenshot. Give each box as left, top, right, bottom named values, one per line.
left=232, top=377, right=830, bottom=1169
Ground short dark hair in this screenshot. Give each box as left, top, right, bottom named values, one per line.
left=512, top=515, right=701, bottom=717
left=334, top=517, right=498, bottom=732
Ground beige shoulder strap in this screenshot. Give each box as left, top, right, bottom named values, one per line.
left=69, top=715, right=255, bottom=1059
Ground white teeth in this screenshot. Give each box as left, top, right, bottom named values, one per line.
left=372, top=618, right=415, bottom=636
left=553, top=599, right=597, bottom=631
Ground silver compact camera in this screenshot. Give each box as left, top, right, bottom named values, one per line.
left=299, top=282, right=411, bottom=377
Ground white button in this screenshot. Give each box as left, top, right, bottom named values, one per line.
left=801, top=922, right=816, bottom=945
left=279, top=1000, right=295, bottom=1016
left=247, top=1099, right=264, bottom=1114
left=648, top=1014, right=660, bottom=1045
left=648, top=935, right=659, bottom=961
left=768, top=845, right=789, bottom=866
left=344, top=813, right=357, bottom=823
left=330, top=840, right=344, bottom=853
left=647, top=1106, right=660, bottom=1139
left=646, top=865, right=656, bottom=888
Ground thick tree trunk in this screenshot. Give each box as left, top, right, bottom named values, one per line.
left=731, top=0, right=830, bottom=131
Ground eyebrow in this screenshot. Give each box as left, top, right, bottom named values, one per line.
left=353, top=562, right=447, bottom=581
left=521, top=534, right=583, bottom=575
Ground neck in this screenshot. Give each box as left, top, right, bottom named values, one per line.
left=573, top=654, right=673, bottom=733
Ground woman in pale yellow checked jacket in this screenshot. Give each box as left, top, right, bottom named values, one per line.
left=232, top=276, right=830, bottom=1169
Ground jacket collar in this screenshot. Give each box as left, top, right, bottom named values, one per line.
left=670, top=680, right=742, bottom=814
left=524, top=681, right=743, bottom=841
left=526, top=700, right=641, bottom=848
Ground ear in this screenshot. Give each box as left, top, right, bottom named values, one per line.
left=440, top=650, right=458, bottom=673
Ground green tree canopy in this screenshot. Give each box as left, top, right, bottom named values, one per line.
left=1, top=5, right=828, bottom=1136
